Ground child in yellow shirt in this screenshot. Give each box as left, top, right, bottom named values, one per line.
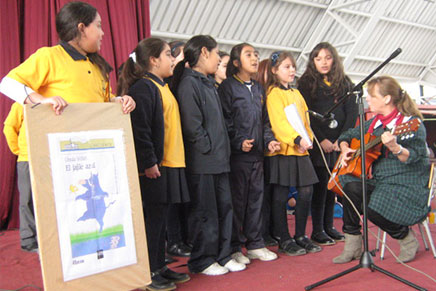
left=265, top=51, right=320, bottom=255
left=3, top=103, right=37, bottom=252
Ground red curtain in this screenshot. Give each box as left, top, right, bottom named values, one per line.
left=0, top=0, right=151, bottom=229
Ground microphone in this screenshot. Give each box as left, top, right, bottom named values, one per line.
left=307, top=110, right=324, bottom=119
left=328, top=118, right=338, bottom=129
left=307, top=110, right=338, bottom=129
left=389, top=48, right=402, bottom=60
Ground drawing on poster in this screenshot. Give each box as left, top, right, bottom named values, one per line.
left=71, top=172, right=123, bottom=258
left=48, top=130, right=137, bottom=281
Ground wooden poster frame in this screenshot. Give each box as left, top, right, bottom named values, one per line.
left=24, top=103, right=150, bottom=291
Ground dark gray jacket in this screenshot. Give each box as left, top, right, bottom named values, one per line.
left=177, top=68, right=230, bottom=174
left=218, top=75, right=276, bottom=161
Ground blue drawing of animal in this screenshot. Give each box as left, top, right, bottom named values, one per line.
left=75, top=173, right=109, bottom=232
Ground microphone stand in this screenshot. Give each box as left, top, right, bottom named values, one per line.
left=305, top=48, right=426, bottom=291
left=321, top=48, right=402, bottom=121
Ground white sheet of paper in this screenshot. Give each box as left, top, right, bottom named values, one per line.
left=284, top=104, right=312, bottom=147
left=48, top=129, right=137, bottom=281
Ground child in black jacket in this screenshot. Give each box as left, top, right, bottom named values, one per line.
left=117, top=38, right=190, bottom=290
left=172, top=35, right=246, bottom=276
left=218, top=43, right=280, bottom=265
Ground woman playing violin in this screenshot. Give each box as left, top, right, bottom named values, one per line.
left=333, top=76, right=430, bottom=264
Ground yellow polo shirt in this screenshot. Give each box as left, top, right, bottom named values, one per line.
left=147, top=77, right=185, bottom=168
left=3, top=103, right=27, bottom=162
left=6, top=42, right=111, bottom=103
left=266, top=86, right=313, bottom=157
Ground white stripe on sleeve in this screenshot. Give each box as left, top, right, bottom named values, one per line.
left=0, top=76, right=35, bottom=104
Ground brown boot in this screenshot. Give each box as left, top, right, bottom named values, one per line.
left=333, top=233, right=363, bottom=264
left=397, top=229, right=419, bottom=263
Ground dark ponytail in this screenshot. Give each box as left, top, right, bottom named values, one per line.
left=171, top=35, right=217, bottom=95
left=56, top=1, right=112, bottom=81
left=117, top=38, right=167, bottom=96
left=117, top=58, right=140, bottom=96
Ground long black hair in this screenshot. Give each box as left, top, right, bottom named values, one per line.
left=171, top=35, right=217, bottom=94
left=226, top=43, right=253, bottom=78
left=117, top=38, right=167, bottom=96
left=298, top=42, right=351, bottom=100
left=56, top=1, right=112, bottom=80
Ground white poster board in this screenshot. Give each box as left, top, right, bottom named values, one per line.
left=47, top=129, right=136, bottom=281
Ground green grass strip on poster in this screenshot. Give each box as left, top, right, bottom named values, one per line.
left=70, top=224, right=124, bottom=244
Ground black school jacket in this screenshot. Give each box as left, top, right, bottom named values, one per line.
left=128, top=75, right=164, bottom=173
left=298, top=78, right=358, bottom=167
left=218, top=75, right=276, bottom=161
left=177, top=68, right=231, bottom=174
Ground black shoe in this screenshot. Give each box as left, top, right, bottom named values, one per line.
left=295, top=236, right=322, bottom=253
left=160, top=266, right=190, bottom=284
left=21, top=242, right=38, bottom=253
left=311, top=231, right=336, bottom=246
left=165, top=254, right=177, bottom=265
left=263, top=235, right=279, bottom=247
left=167, top=242, right=191, bottom=257
left=325, top=227, right=345, bottom=242
left=146, top=273, right=176, bottom=291
left=278, top=239, right=306, bottom=256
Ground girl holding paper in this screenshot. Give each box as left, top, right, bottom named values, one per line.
left=265, top=51, right=321, bottom=255
left=298, top=42, right=357, bottom=246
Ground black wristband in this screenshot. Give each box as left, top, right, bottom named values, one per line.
left=294, top=136, right=302, bottom=146
left=24, top=85, right=36, bottom=104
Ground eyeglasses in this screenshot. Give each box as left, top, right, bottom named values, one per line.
left=171, top=41, right=184, bottom=57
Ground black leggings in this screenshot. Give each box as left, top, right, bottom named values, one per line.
left=271, top=184, right=313, bottom=241
left=342, top=182, right=409, bottom=239
left=311, top=166, right=336, bottom=234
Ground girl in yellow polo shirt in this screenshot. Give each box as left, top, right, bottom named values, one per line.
left=265, top=51, right=320, bottom=256
left=0, top=1, right=135, bottom=114
left=0, top=0, right=136, bottom=254
left=117, top=38, right=190, bottom=290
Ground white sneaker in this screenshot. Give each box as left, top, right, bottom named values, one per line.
left=231, top=251, right=251, bottom=264
left=247, top=248, right=278, bottom=261
left=223, top=259, right=246, bottom=272
left=201, top=262, right=229, bottom=276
